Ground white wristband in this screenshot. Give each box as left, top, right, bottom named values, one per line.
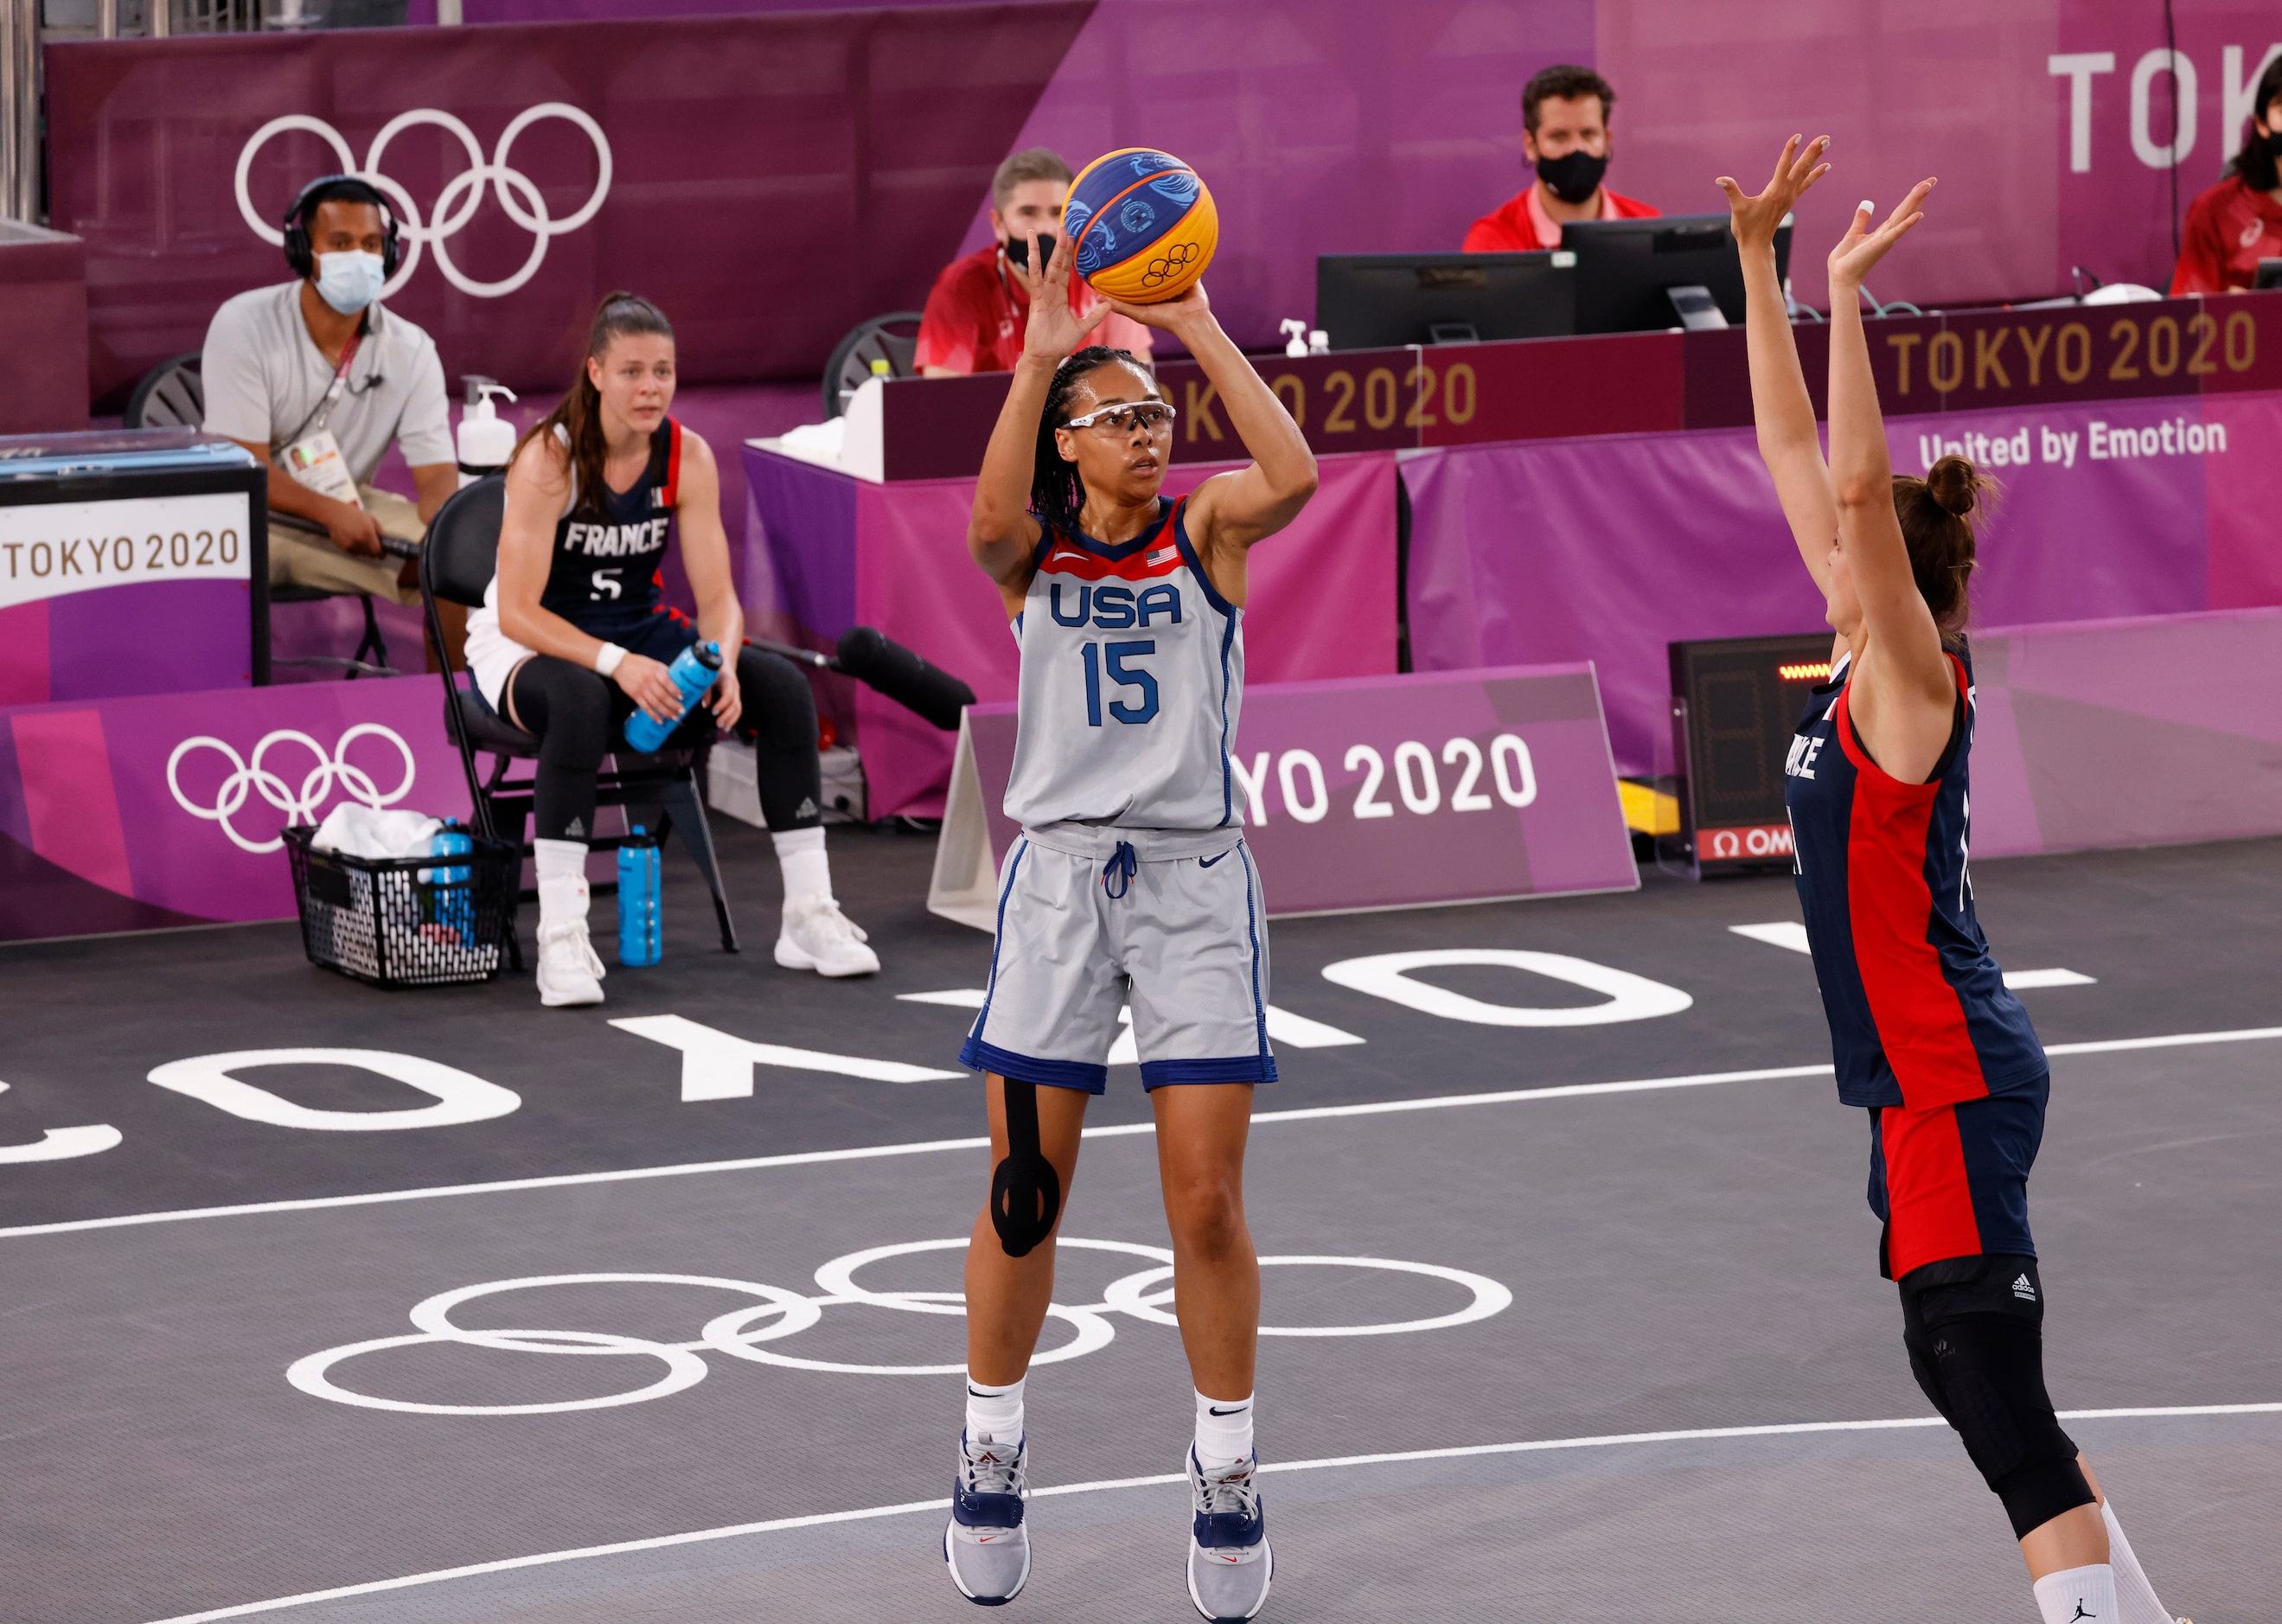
left=593, top=642, right=628, bottom=679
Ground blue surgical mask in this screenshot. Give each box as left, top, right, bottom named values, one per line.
left=314, top=250, right=387, bottom=315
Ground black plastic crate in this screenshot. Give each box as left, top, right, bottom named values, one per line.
left=284, top=824, right=520, bottom=988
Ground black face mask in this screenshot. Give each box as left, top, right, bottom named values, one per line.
left=1534, top=148, right=1609, bottom=206
left=1004, top=232, right=1053, bottom=269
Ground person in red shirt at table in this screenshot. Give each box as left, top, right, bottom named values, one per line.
left=2170, top=54, right=2282, bottom=295
left=917, top=148, right=1153, bottom=377
left=1464, top=63, right=1659, bottom=253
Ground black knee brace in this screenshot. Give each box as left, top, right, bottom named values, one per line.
left=989, top=1078, right=1060, bottom=1257
left=1898, top=1256, right=2093, bottom=1539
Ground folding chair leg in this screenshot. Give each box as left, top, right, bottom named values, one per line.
left=660, top=776, right=738, bottom=952
left=351, top=593, right=390, bottom=676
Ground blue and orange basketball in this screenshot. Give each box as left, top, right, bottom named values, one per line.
left=1062, top=148, right=1218, bottom=304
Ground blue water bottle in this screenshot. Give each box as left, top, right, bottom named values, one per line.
left=623, top=641, right=724, bottom=752
left=617, top=826, right=662, bottom=967
left=430, top=822, right=474, bottom=943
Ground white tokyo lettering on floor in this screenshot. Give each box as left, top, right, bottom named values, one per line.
left=285, top=1238, right=1512, bottom=1414
left=1320, top=949, right=1692, bottom=1026
left=148, top=1050, right=521, bottom=1132
left=1728, top=923, right=2095, bottom=989
left=0, top=1081, right=120, bottom=1164
left=609, top=1014, right=962, bottom=1099
left=143, top=1401, right=2282, bottom=1624
left=895, top=989, right=1365, bottom=1056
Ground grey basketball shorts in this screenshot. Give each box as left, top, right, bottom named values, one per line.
left=959, top=824, right=1276, bottom=1093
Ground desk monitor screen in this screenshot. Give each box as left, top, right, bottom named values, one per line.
left=1315, top=252, right=1576, bottom=350
left=2255, top=257, right=2282, bottom=290
left=1563, top=213, right=1792, bottom=335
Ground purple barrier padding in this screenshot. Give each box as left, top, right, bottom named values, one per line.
left=0, top=579, right=252, bottom=706
left=1966, top=607, right=2282, bottom=859
left=43, top=7, right=1094, bottom=404
left=961, top=662, right=1636, bottom=916
left=743, top=447, right=1400, bottom=819
left=1406, top=389, right=2282, bottom=777
left=0, top=675, right=471, bottom=941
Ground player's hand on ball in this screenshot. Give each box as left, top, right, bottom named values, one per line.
left=1717, top=134, right=1830, bottom=253
left=614, top=653, right=683, bottom=724
left=1827, top=178, right=1934, bottom=291
left=1017, top=230, right=1113, bottom=366
left=1108, top=279, right=1212, bottom=336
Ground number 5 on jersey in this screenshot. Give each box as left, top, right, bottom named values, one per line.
left=1081, top=639, right=1159, bottom=726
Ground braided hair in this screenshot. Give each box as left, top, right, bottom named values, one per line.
left=1031, top=345, right=1153, bottom=537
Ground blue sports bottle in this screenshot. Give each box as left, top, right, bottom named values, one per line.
left=429, top=822, right=475, bottom=943
left=617, top=826, right=662, bottom=968
left=623, top=641, right=724, bottom=752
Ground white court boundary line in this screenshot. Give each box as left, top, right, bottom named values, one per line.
left=6, top=1026, right=2278, bottom=1242
left=144, top=1399, right=2282, bottom=1624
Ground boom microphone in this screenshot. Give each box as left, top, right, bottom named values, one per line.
left=834, top=625, right=976, bottom=732
left=743, top=628, right=976, bottom=732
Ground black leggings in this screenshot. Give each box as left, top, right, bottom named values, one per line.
left=507, top=646, right=821, bottom=842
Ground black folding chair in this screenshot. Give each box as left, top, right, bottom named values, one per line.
left=418, top=476, right=740, bottom=965
left=128, top=350, right=396, bottom=678
left=821, top=310, right=924, bottom=419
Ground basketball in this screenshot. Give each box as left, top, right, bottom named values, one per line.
left=1062, top=148, right=1218, bottom=304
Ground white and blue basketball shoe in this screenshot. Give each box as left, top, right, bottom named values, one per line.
left=944, top=1431, right=1031, bottom=1605
left=1186, top=1448, right=1273, bottom=1621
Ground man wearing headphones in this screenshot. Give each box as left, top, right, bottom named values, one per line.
left=201, top=175, right=457, bottom=604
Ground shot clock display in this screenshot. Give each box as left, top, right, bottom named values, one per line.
left=1668, top=631, right=1840, bottom=877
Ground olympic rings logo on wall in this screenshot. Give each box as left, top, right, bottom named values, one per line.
left=288, top=1237, right=1513, bottom=1416
left=234, top=104, right=613, bottom=300
left=167, top=724, right=417, bottom=854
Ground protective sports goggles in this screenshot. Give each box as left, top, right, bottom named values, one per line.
left=1062, top=400, right=1178, bottom=435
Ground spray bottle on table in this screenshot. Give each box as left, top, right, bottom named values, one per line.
left=623, top=641, right=724, bottom=752
left=617, top=825, right=662, bottom=968
left=457, top=377, right=519, bottom=488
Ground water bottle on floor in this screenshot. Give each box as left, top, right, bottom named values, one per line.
left=618, top=827, right=662, bottom=968
left=623, top=642, right=724, bottom=752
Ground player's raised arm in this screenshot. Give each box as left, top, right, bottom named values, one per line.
left=1111, top=282, right=1317, bottom=590
left=968, top=230, right=1110, bottom=598
left=1824, top=181, right=1957, bottom=773
left=1717, top=135, right=1837, bottom=594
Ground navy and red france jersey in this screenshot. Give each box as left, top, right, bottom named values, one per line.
left=1784, top=646, right=2046, bottom=1110
left=538, top=416, right=681, bottom=642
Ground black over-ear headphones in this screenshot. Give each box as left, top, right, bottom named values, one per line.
left=280, top=174, right=403, bottom=279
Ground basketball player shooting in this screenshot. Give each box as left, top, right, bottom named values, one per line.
left=941, top=226, right=1316, bottom=1621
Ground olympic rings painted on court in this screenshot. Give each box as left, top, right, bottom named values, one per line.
left=286, top=1238, right=1512, bottom=1415
left=167, top=724, right=416, bottom=854
left=233, top=105, right=612, bottom=299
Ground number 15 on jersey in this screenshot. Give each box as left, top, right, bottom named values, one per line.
left=1081, top=639, right=1159, bottom=726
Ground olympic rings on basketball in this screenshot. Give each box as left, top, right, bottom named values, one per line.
left=234, top=104, right=613, bottom=300
left=286, top=1238, right=1512, bottom=1416
left=167, top=724, right=417, bottom=854
left=1140, top=240, right=1203, bottom=288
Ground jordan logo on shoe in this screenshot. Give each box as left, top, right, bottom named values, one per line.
left=2013, top=1273, right=2037, bottom=1301
left=2069, top=1604, right=2095, bottom=1621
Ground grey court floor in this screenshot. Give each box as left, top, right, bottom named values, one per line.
left=1, top=828, right=2277, bottom=1623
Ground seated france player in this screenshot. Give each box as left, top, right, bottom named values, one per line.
left=463, top=291, right=877, bottom=1007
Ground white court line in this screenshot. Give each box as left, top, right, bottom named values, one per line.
left=5, top=1025, right=2277, bottom=1243
left=142, top=1399, right=2282, bottom=1624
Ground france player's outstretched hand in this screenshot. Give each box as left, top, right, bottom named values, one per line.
left=1016, top=230, right=1113, bottom=365
left=1717, top=133, right=1831, bottom=253
left=1828, top=179, right=1934, bottom=292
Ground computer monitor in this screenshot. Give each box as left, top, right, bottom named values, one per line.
left=1563, top=213, right=1793, bottom=335
left=1314, top=252, right=1576, bottom=350
left=2255, top=257, right=2282, bottom=291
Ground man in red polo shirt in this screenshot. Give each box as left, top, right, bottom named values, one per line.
left=2170, top=55, right=2282, bottom=295
left=917, top=148, right=1154, bottom=376
left=1464, top=64, right=1659, bottom=253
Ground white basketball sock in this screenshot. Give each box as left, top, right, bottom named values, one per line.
left=964, top=1372, right=1025, bottom=1444
left=1193, top=1390, right=1254, bottom=1468
left=2101, top=1501, right=2175, bottom=1624
left=772, top=827, right=831, bottom=906
left=534, top=839, right=589, bottom=925
left=2034, top=1563, right=2119, bottom=1624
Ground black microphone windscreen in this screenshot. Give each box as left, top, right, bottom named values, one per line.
left=835, top=625, right=975, bottom=731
